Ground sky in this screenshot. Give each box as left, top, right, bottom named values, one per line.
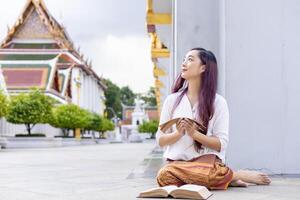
left=0, top=0, right=154, bottom=93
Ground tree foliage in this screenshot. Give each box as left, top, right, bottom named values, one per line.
left=120, top=86, right=135, bottom=106
left=140, top=87, right=157, bottom=106
left=85, top=112, right=102, bottom=131
left=50, top=104, right=89, bottom=136
left=0, top=90, right=8, bottom=118
left=99, top=117, right=114, bottom=132
left=6, top=90, right=54, bottom=135
left=138, top=120, right=159, bottom=138
left=103, top=79, right=122, bottom=119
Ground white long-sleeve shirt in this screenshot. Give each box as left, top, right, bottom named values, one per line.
left=156, top=92, right=229, bottom=163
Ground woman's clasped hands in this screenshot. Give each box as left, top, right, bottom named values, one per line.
left=176, top=118, right=199, bottom=139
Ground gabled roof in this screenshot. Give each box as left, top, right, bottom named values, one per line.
left=0, top=0, right=106, bottom=90
left=1, top=0, right=74, bottom=51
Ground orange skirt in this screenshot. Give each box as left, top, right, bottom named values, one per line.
left=156, top=154, right=233, bottom=190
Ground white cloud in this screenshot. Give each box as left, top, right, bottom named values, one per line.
left=78, top=35, right=154, bottom=93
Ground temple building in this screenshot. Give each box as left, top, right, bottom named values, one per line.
left=0, top=0, right=106, bottom=137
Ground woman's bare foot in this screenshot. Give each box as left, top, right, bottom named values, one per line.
left=236, top=170, right=271, bottom=185
left=230, top=179, right=249, bottom=187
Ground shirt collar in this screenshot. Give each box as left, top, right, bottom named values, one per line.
left=183, top=93, right=198, bottom=112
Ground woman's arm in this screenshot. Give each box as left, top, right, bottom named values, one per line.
left=158, top=130, right=184, bottom=147
left=158, top=119, right=185, bottom=147
left=192, top=131, right=221, bottom=152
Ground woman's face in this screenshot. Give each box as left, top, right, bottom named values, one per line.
left=181, top=50, right=205, bottom=80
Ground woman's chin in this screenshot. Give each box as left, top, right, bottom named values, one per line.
left=181, top=73, right=188, bottom=79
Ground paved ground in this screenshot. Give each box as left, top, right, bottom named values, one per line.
left=0, top=140, right=299, bottom=200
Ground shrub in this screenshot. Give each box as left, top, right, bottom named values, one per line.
left=6, top=90, right=54, bottom=135
left=138, top=120, right=159, bottom=139
left=98, top=117, right=115, bottom=138
left=50, top=104, right=89, bottom=137
left=84, top=112, right=101, bottom=131
left=0, top=90, right=8, bottom=118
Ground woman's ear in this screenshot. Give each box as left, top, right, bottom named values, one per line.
left=200, top=65, right=206, bottom=73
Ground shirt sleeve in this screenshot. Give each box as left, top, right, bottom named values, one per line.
left=212, top=97, right=229, bottom=153
left=155, top=95, right=173, bottom=147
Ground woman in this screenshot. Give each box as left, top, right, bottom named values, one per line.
left=156, top=47, right=271, bottom=189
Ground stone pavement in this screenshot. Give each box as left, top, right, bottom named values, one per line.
left=0, top=140, right=299, bottom=200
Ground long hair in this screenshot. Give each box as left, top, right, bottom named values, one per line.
left=171, top=47, right=218, bottom=152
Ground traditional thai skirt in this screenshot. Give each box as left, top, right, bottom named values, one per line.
left=156, top=154, right=233, bottom=190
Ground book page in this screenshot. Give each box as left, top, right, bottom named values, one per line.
left=138, top=185, right=178, bottom=198
left=171, top=184, right=212, bottom=200
left=179, top=184, right=206, bottom=192
left=138, top=188, right=166, bottom=198
left=161, top=185, right=178, bottom=194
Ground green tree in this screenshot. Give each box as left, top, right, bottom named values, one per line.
left=50, top=104, right=89, bottom=137
left=7, top=90, right=54, bottom=135
left=103, top=79, right=122, bottom=119
left=0, top=90, right=8, bottom=118
left=98, top=117, right=115, bottom=138
left=83, top=112, right=102, bottom=138
left=120, top=86, right=136, bottom=106
left=138, top=120, right=159, bottom=139
left=85, top=112, right=101, bottom=131
left=140, top=87, right=157, bottom=106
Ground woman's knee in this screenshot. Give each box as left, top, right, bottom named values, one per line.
left=156, top=165, right=176, bottom=186
left=156, top=166, right=171, bottom=180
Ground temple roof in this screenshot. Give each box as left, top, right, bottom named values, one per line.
left=0, top=54, right=57, bottom=61
left=1, top=0, right=74, bottom=50
left=1, top=63, right=53, bottom=90
left=5, top=43, right=60, bottom=49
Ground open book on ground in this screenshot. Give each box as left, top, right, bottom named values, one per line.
left=138, top=184, right=213, bottom=199
left=159, top=117, right=206, bottom=133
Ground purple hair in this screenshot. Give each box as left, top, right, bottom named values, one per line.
left=171, top=47, right=218, bottom=152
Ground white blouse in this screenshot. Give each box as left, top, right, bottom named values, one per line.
left=156, top=92, right=229, bottom=163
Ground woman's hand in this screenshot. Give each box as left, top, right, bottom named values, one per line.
left=179, top=119, right=222, bottom=152
left=176, top=119, right=186, bottom=136
left=181, top=118, right=199, bottom=139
